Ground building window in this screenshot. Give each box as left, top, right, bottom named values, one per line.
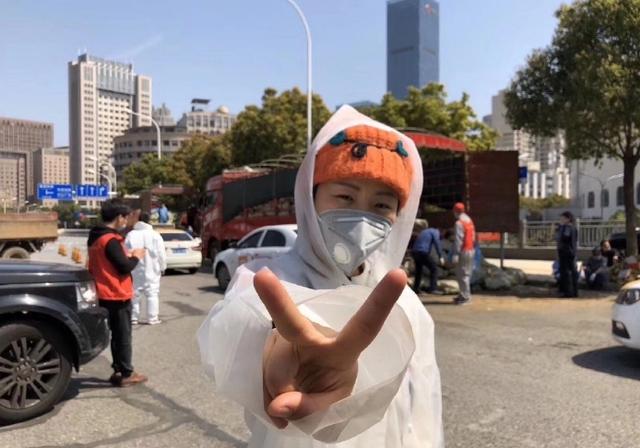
left=587, top=192, right=595, bottom=209
left=601, top=189, right=609, bottom=208
left=617, top=186, right=624, bottom=206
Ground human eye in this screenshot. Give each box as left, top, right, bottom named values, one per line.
left=335, top=193, right=354, bottom=203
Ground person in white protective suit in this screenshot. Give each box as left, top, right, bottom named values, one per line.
left=125, top=211, right=167, bottom=325
left=198, top=105, right=443, bottom=448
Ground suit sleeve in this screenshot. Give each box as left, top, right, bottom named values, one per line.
left=105, top=239, right=139, bottom=275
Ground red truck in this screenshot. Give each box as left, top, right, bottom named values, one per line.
left=200, top=161, right=300, bottom=261
left=200, top=131, right=519, bottom=261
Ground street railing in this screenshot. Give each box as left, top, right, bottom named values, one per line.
left=510, top=220, right=626, bottom=248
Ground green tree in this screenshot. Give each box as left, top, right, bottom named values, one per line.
left=504, top=0, right=640, bottom=255
left=229, top=87, right=331, bottom=166
left=120, top=154, right=169, bottom=194
left=369, top=84, right=497, bottom=151
left=120, top=134, right=231, bottom=200
left=166, top=134, right=231, bottom=197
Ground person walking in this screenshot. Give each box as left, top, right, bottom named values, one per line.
left=87, top=199, right=148, bottom=387
left=452, top=202, right=476, bottom=305
left=125, top=211, right=167, bottom=325
left=557, top=211, right=579, bottom=297
left=411, top=219, right=444, bottom=294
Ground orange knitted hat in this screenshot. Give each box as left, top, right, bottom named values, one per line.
left=313, top=125, right=413, bottom=208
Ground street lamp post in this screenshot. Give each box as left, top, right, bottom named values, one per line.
left=125, top=109, right=162, bottom=160
left=286, top=0, right=313, bottom=150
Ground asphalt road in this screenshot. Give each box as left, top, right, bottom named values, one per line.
left=0, top=269, right=638, bottom=447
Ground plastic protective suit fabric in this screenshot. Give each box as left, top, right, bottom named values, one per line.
left=125, top=222, right=167, bottom=283
left=197, top=105, right=444, bottom=447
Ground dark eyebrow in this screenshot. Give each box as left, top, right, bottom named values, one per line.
left=375, top=191, right=398, bottom=199
left=333, top=181, right=360, bottom=191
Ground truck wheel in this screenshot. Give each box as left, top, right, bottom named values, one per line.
left=0, top=321, right=72, bottom=425
left=1, top=247, right=30, bottom=260
left=216, top=264, right=231, bottom=291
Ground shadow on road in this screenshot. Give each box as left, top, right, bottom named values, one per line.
left=198, top=285, right=225, bottom=294
left=572, top=346, right=640, bottom=380
left=61, top=376, right=113, bottom=402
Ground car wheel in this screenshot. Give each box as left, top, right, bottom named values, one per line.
left=216, top=264, right=231, bottom=291
left=0, top=321, right=72, bottom=425
left=1, top=247, right=30, bottom=260
left=188, top=268, right=199, bottom=275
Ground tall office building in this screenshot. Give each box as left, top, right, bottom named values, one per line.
left=387, top=0, right=440, bottom=98
left=68, top=54, right=152, bottom=185
left=0, top=117, right=53, bottom=205
left=488, top=89, right=570, bottom=199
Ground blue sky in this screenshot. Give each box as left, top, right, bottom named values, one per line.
left=0, top=0, right=564, bottom=146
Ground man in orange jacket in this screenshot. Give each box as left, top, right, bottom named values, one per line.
left=88, top=199, right=147, bottom=387
left=452, top=202, right=476, bottom=305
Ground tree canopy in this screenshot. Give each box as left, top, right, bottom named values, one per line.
left=505, top=0, right=640, bottom=254
left=228, top=87, right=331, bottom=166
left=363, top=84, right=497, bottom=151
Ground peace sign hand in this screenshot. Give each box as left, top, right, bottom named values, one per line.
left=254, top=268, right=407, bottom=429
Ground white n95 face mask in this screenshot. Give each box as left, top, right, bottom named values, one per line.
left=318, top=209, right=392, bottom=277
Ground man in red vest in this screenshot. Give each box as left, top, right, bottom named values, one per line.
left=452, top=202, right=476, bottom=305
left=88, top=199, right=147, bottom=386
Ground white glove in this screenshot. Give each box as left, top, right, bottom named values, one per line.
left=452, top=255, right=460, bottom=265
left=439, top=257, right=445, bottom=266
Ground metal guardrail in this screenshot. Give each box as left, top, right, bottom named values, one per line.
left=513, top=220, right=626, bottom=248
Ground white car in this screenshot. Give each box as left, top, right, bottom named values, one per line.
left=158, top=229, right=203, bottom=274
left=213, top=225, right=297, bottom=290
left=612, top=279, right=640, bottom=349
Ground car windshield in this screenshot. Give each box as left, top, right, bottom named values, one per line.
left=161, top=233, right=193, bottom=242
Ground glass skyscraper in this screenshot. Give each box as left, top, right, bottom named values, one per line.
left=387, top=0, right=440, bottom=98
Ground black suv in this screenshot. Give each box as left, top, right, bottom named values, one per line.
left=0, top=260, right=109, bottom=424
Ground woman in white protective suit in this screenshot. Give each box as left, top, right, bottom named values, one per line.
left=198, top=105, right=443, bottom=447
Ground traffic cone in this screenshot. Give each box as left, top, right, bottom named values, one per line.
left=71, top=247, right=80, bottom=263
left=58, top=244, right=67, bottom=256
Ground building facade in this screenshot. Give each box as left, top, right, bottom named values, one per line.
left=387, top=0, right=439, bottom=98
left=0, top=117, right=54, bottom=206
left=68, top=54, right=152, bottom=186
left=488, top=89, right=571, bottom=199
left=176, top=100, right=236, bottom=135
left=113, top=126, right=191, bottom=180
left=32, top=146, right=70, bottom=205
left=0, top=149, right=31, bottom=208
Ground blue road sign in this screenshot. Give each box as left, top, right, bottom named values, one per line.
left=518, top=166, right=528, bottom=180
left=37, top=184, right=74, bottom=201
left=37, top=184, right=110, bottom=201
left=76, top=184, right=110, bottom=199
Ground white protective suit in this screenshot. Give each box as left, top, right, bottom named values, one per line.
left=125, top=221, right=167, bottom=322
left=197, top=105, right=444, bottom=448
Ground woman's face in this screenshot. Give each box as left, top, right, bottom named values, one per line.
left=602, top=241, right=611, bottom=251
left=314, top=179, right=399, bottom=224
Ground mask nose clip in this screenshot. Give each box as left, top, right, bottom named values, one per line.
left=351, top=143, right=368, bottom=159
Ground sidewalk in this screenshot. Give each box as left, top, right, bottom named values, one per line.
left=485, top=258, right=553, bottom=277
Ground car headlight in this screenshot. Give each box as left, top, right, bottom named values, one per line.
left=616, top=289, right=640, bottom=305
left=76, top=281, right=98, bottom=309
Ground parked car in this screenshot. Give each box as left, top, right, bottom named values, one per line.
left=213, top=225, right=297, bottom=290
left=0, top=260, right=109, bottom=424
left=158, top=229, right=203, bottom=274
left=612, top=279, right=640, bottom=350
